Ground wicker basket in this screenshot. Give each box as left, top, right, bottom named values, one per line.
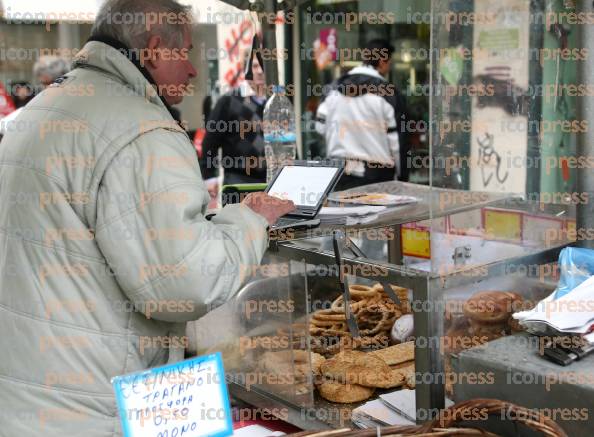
left=289, top=399, right=568, bottom=437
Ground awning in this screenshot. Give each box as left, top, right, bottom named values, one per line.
left=1, top=0, right=242, bottom=24
left=2, top=0, right=102, bottom=22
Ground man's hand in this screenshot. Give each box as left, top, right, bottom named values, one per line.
left=205, top=179, right=219, bottom=209
left=206, top=180, right=219, bottom=199
left=243, top=192, right=295, bottom=225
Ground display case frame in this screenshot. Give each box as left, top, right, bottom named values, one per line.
left=225, top=181, right=571, bottom=429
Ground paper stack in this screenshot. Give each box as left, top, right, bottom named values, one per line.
left=318, top=205, right=387, bottom=226
left=378, top=389, right=418, bottom=422
left=351, top=389, right=454, bottom=428
left=351, top=396, right=415, bottom=428
left=232, top=425, right=285, bottom=437
left=514, top=275, right=594, bottom=343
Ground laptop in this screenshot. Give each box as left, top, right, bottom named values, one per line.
left=266, top=160, right=344, bottom=230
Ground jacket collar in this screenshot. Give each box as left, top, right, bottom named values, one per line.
left=73, top=35, right=180, bottom=122
left=349, top=64, right=384, bottom=80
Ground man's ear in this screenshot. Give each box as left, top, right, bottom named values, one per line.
left=144, top=34, right=162, bottom=69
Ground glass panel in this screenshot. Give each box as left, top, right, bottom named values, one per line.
left=190, top=257, right=315, bottom=408
left=428, top=0, right=581, bottom=423
left=297, top=0, right=431, bottom=181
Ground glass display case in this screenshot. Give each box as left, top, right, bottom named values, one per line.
left=188, top=181, right=573, bottom=429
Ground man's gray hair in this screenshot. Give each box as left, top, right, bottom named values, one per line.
left=91, top=0, right=193, bottom=49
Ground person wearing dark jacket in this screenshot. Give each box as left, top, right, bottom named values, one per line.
left=315, top=39, right=404, bottom=191
left=201, top=56, right=267, bottom=187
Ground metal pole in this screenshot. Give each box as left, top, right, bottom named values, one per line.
left=576, top=0, right=594, bottom=248
left=292, top=7, right=303, bottom=156
left=387, top=224, right=403, bottom=265
left=261, top=0, right=279, bottom=87
left=414, top=0, right=444, bottom=422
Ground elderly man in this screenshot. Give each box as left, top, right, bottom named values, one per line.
left=0, top=0, right=293, bottom=435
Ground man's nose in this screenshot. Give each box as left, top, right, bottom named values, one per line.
left=188, top=62, right=198, bottom=79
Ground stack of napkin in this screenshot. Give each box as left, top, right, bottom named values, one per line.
left=318, top=205, right=387, bottom=225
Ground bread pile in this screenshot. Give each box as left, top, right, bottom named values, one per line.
left=462, top=291, right=524, bottom=341
left=309, top=283, right=410, bottom=356
left=255, top=344, right=416, bottom=403
left=444, top=290, right=526, bottom=397
left=317, top=343, right=416, bottom=403
left=258, top=350, right=327, bottom=396
left=251, top=283, right=415, bottom=403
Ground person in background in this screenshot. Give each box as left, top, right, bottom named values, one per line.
left=194, top=95, right=217, bottom=206
left=202, top=94, right=213, bottom=121
left=33, top=55, right=70, bottom=88
left=0, top=82, right=16, bottom=125
left=315, top=39, right=400, bottom=191
left=201, top=52, right=268, bottom=196
left=0, top=56, right=70, bottom=137
left=10, top=81, right=35, bottom=108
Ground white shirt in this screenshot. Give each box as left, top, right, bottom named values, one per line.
left=315, top=65, right=399, bottom=177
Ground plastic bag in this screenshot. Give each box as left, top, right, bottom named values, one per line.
left=553, top=247, right=594, bottom=299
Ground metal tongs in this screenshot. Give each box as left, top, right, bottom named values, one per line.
left=333, top=230, right=359, bottom=338
left=332, top=231, right=403, bottom=339
left=346, top=237, right=403, bottom=308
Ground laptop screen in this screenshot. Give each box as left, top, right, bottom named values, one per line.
left=267, top=165, right=341, bottom=208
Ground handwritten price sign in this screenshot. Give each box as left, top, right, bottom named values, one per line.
left=112, top=353, right=232, bottom=437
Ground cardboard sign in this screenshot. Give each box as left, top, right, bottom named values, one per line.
left=112, top=353, right=232, bottom=437
left=470, top=0, right=530, bottom=194
left=401, top=226, right=431, bottom=259
left=482, top=208, right=522, bottom=242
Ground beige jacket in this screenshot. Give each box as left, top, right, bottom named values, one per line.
left=0, top=40, right=268, bottom=436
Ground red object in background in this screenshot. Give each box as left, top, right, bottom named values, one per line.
left=233, top=419, right=301, bottom=435
left=0, top=83, right=16, bottom=117
left=231, top=406, right=301, bottom=436
left=319, top=28, right=338, bottom=61
left=193, top=128, right=206, bottom=158
left=560, top=157, right=570, bottom=182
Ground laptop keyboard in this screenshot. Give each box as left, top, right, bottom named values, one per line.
left=274, top=217, right=302, bottom=227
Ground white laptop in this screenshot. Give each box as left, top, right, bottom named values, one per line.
left=266, top=160, right=344, bottom=230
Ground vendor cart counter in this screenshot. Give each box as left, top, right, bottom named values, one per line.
left=275, top=182, right=568, bottom=420
left=191, top=181, right=572, bottom=429
left=453, top=333, right=594, bottom=436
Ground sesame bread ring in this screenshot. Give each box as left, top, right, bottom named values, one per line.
left=318, top=380, right=374, bottom=403
left=330, top=296, right=368, bottom=314
left=312, top=309, right=346, bottom=321
left=321, top=350, right=389, bottom=385
left=310, top=318, right=342, bottom=327
left=349, top=284, right=378, bottom=298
